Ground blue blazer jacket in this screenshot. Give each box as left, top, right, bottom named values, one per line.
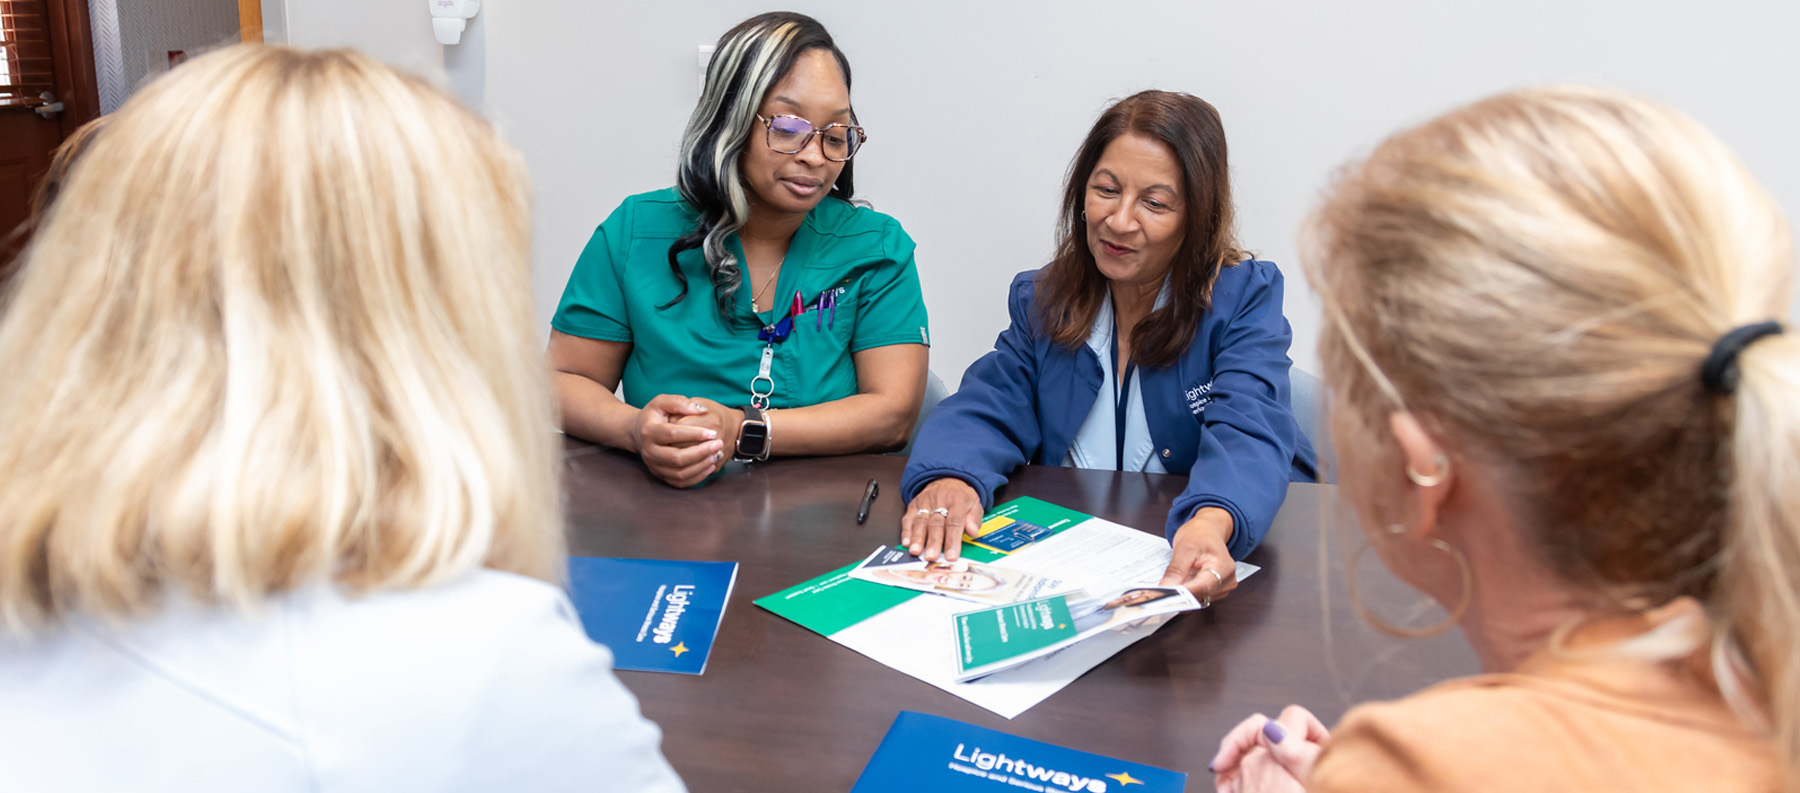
left=901, top=262, right=1318, bottom=559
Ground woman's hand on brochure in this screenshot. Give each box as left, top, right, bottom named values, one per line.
left=1161, top=507, right=1238, bottom=605
left=901, top=478, right=984, bottom=562
left=1209, top=705, right=1330, bottom=793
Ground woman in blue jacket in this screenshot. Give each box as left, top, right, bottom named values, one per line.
left=899, top=90, right=1315, bottom=605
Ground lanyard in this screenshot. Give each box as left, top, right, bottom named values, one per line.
left=746, top=286, right=845, bottom=409
left=749, top=290, right=806, bottom=409
left=1110, top=322, right=1137, bottom=473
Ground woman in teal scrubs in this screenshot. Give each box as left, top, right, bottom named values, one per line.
left=550, top=12, right=929, bottom=488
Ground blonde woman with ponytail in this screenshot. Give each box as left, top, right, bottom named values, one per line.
left=0, top=46, right=684, bottom=792
left=1210, top=87, right=1794, bottom=792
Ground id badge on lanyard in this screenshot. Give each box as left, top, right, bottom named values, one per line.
left=750, top=290, right=805, bottom=409
left=750, top=345, right=774, bottom=410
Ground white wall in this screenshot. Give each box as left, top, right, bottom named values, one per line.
left=274, top=1, right=489, bottom=104
left=282, top=0, right=442, bottom=77
left=258, top=0, right=286, bottom=44
left=290, top=0, right=1800, bottom=383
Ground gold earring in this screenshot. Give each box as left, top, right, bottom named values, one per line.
left=1345, top=524, right=1472, bottom=639
left=1405, top=453, right=1449, bottom=487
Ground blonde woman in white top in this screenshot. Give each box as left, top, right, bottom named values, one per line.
left=0, top=45, right=684, bottom=793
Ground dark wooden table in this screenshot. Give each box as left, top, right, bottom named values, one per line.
left=563, top=440, right=1477, bottom=791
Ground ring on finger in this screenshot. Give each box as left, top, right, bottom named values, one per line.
left=931, top=507, right=950, bottom=516
left=1203, top=567, right=1225, bottom=588
left=915, top=508, right=932, bottom=516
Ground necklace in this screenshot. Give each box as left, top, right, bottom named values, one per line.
left=750, top=261, right=783, bottom=312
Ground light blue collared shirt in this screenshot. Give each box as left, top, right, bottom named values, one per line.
left=1064, top=283, right=1169, bottom=474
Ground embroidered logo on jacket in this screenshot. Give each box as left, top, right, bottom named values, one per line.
left=1186, top=381, right=1214, bottom=415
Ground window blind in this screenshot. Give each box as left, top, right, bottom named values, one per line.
left=0, top=0, right=54, bottom=108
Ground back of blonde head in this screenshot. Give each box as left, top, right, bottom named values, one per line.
left=0, top=45, right=562, bottom=633
left=1308, top=86, right=1799, bottom=787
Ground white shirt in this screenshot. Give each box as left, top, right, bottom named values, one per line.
left=0, top=570, right=687, bottom=793
left=1065, top=285, right=1170, bottom=474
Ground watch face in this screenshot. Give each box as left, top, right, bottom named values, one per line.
left=738, top=422, right=769, bottom=456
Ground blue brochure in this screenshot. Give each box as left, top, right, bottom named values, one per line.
left=566, top=556, right=739, bottom=675
left=852, top=711, right=1186, bottom=793
left=967, top=518, right=1056, bottom=553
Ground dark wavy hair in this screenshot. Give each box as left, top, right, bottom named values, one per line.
left=662, top=12, right=855, bottom=318
left=1035, top=91, right=1246, bottom=368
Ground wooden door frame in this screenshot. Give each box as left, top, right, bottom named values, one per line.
left=239, top=0, right=263, bottom=43
left=41, top=0, right=100, bottom=132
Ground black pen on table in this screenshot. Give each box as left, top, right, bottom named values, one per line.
left=855, top=478, right=879, bottom=524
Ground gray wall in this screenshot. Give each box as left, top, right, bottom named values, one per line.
left=90, top=0, right=240, bottom=113
left=281, top=0, right=1800, bottom=382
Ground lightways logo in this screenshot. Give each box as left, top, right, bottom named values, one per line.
left=650, top=584, right=695, bottom=644
left=949, top=743, right=1113, bottom=792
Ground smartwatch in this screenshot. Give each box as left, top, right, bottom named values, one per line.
left=734, top=405, right=770, bottom=462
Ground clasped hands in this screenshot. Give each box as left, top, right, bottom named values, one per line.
left=627, top=394, right=745, bottom=488
left=899, top=478, right=1242, bottom=605
left=1209, top=705, right=1330, bottom=793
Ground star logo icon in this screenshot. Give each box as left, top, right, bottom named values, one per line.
left=669, top=642, right=690, bottom=657
left=1105, top=771, right=1144, bottom=786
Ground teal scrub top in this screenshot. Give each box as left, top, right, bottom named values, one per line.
left=552, top=188, right=930, bottom=409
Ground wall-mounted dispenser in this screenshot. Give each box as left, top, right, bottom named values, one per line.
left=429, top=0, right=480, bottom=45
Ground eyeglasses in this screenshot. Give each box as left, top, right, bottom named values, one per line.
left=757, top=114, right=867, bottom=162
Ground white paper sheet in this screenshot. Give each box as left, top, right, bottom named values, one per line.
left=826, top=518, right=1258, bottom=718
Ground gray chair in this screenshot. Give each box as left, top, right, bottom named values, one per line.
left=893, top=369, right=950, bottom=456
left=1289, top=367, right=1334, bottom=480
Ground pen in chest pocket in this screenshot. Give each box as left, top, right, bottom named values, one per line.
left=816, top=288, right=837, bottom=331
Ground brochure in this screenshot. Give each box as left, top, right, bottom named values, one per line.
left=848, top=545, right=1075, bottom=606
left=965, top=498, right=1091, bottom=554
left=953, top=597, right=1078, bottom=681
left=755, top=497, right=1259, bottom=718
left=1064, top=585, right=1200, bottom=635
left=953, top=585, right=1200, bottom=682
left=565, top=556, right=739, bottom=675
left=850, top=711, right=1187, bottom=793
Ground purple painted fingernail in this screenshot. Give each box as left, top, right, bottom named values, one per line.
left=1207, top=761, right=1217, bottom=773
left=1262, top=721, right=1286, bottom=743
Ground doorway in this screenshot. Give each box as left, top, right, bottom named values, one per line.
left=4, top=0, right=264, bottom=265
left=0, top=0, right=100, bottom=263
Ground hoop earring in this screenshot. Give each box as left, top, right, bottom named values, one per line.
left=1345, top=524, right=1472, bottom=639
left=1080, top=210, right=1088, bottom=221
left=1406, top=453, right=1450, bottom=487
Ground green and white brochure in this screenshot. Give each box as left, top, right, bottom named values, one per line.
left=954, top=596, right=1079, bottom=680
left=953, top=584, right=1204, bottom=682
left=755, top=497, right=1256, bottom=718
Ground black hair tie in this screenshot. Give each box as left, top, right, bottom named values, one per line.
left=1700, top=320, right=1784, bottom=395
